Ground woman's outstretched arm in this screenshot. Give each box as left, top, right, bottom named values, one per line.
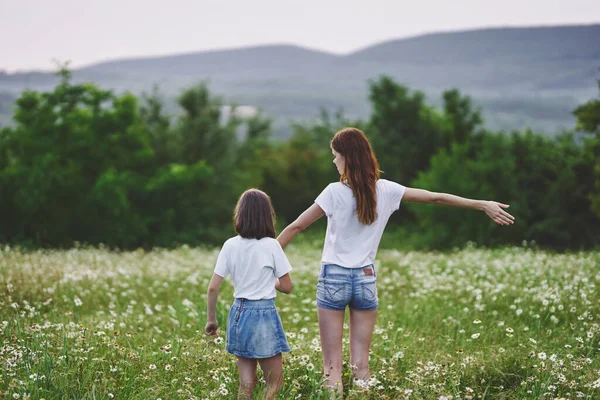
left=403, top=188, right=515, bottom=226
left=277, top=203, right=325, bottom=248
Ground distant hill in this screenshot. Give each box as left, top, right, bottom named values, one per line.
left=2, top=24, right=599, bottom=136
left=349, top=25, right=600, bottom=63
left=345, top=25, right=600, bottom=91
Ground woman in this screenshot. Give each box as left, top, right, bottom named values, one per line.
left=276, top=127, right=514, bottom=395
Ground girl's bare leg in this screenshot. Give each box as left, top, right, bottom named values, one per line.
left=236, top=356, right=258, bottom=400
left=257, top=353, right=283, bottom=400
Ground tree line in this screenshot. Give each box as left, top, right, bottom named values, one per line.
left=0, top=69, right=599, bottom=250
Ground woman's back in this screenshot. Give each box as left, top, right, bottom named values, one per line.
left=315, top=179, right=405, bottom=269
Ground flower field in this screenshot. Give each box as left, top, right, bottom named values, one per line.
left=1, top=244, right=599, bottom=399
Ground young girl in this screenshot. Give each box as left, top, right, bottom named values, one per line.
left=205, top=188, right=293, bottom=400
left=277, top=127, right=515, bottom=395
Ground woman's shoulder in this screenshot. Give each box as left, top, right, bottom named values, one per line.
left=377, top=178, right=404, bottom=188
left=324, top=181, right=350, bottom=192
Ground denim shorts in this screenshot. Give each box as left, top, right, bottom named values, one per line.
left=226, top=298, right=291, bottom=359
left=316, top=264, right=378, bottom=311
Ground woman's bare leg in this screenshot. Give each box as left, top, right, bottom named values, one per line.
left=318, top=306, right=346, bottom=396
left=349, top=308, right=377, bottom=382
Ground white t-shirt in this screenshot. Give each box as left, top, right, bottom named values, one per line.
left=315, top=179, right=406, bottom=269
left=214, top=236, right=293, bottom=300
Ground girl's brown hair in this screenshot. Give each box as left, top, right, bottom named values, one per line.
left=331, top=127, right=380, bottom=225
left=233, top=189, right=276, bottom=239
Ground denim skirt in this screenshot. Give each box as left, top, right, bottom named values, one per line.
left=226, top=298, right=290, bottom=359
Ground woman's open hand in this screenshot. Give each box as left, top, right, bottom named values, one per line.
left=483, top=201, right=515, bottom=225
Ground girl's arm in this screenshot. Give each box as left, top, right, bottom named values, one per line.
left=277, top=203, right=325, bottom=248
left=275, top=273, right=293, bottom=294
left=205, top=273, right=224, bottom=337
left=402, top=188, right=515, bottom=225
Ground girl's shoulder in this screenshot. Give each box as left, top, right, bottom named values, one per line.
left=237, top=236, right=280, bottom=249
left=246, top=238, right=284, bottom=257
left=258, top=237, right=280, bottom=249
left=221, top=235, right=241, bottom=248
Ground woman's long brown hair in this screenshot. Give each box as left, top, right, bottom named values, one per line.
left=331, top=127, right=380, bottom=225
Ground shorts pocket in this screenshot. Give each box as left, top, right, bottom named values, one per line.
left=361, top=279, right=378, bottom=303
left=318, top=277, right=348, bottom=303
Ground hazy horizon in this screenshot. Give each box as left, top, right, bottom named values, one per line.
left=1, top=0, right=599, bottom=72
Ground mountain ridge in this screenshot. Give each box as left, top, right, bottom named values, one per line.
left=1, top=24, right=599, bottom=135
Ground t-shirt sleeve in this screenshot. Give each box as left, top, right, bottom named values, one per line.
left=315, top=184, right=335, bottom=216
left=272, top=241, right=293, bottom=278
left=213, top=241, right=230, bottom=278
left=387, top=180, right=407, bottom=212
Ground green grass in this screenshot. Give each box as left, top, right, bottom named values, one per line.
left=1, top=244, right=599, bottom=399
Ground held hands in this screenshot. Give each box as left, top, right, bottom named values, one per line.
left=483, top=201, right=515, bottom=225
left=205, top=320, right=219, bottom=337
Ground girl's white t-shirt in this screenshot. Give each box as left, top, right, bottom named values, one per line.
left=214, top=236, right=292, bottom=300
left=315, top=179, right=406, bottom=269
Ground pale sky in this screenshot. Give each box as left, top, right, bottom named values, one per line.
left=1, top=0, right=599, bottom=72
